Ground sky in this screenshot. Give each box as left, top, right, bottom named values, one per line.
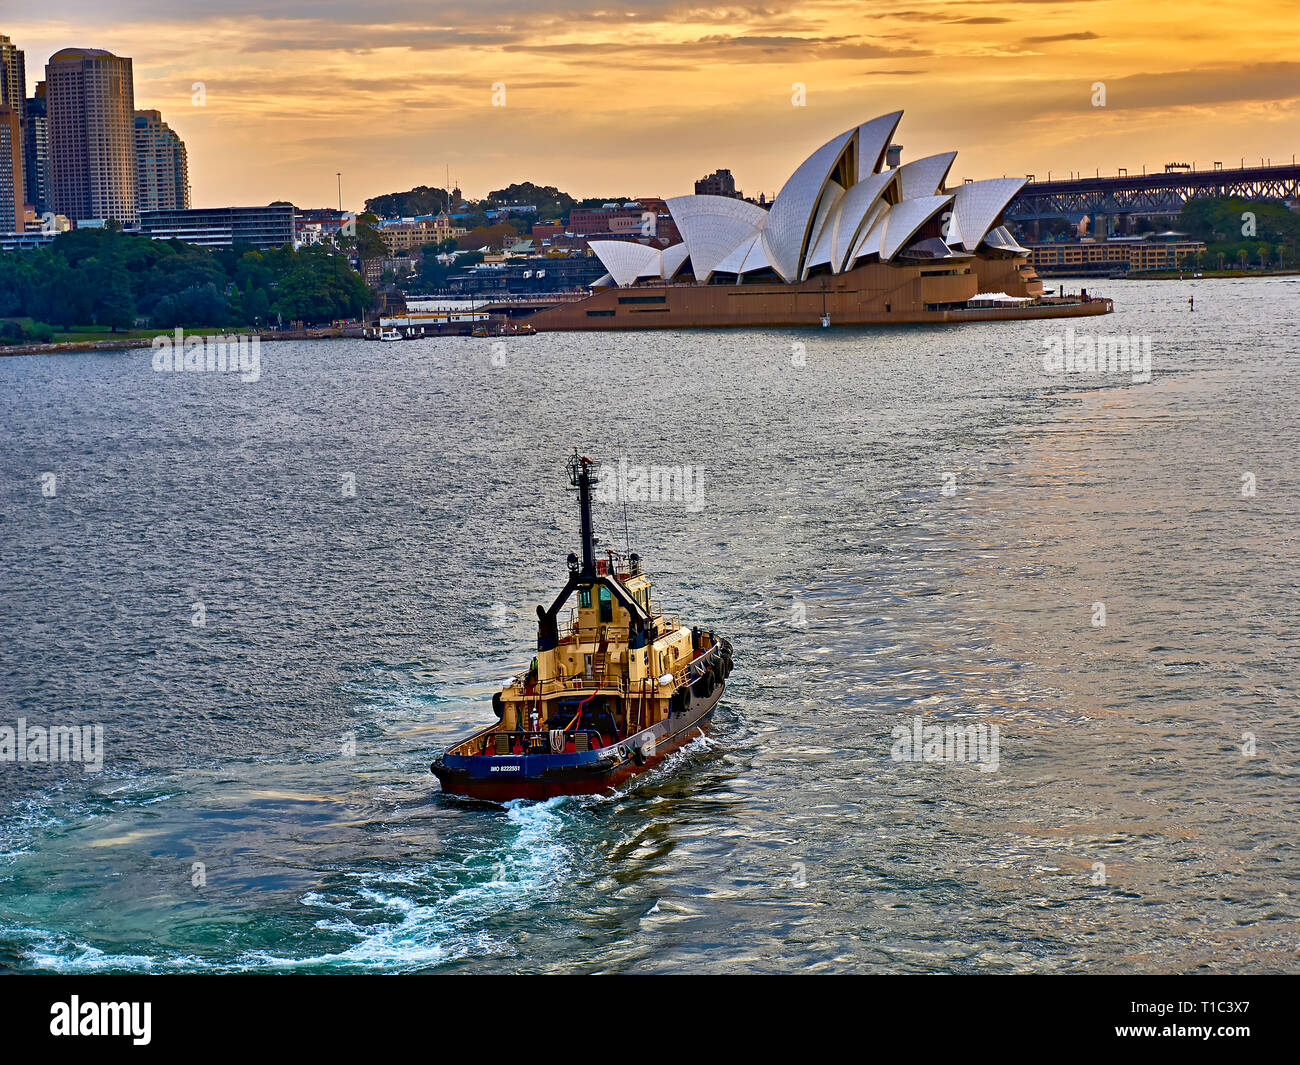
left=5, top=1, right=1298, bottom=211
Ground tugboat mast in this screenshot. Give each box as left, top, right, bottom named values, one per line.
left=567, top=451, right=598, bottom=578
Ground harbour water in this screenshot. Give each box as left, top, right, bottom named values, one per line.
left=1, top=276, right=1297, bottom=973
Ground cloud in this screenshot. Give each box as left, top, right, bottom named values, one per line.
left=1021, top=32, right=1102, bottom=44
left=503, top=32, right=932, bottom=64
left=3, top=0, right=1293, bottom=208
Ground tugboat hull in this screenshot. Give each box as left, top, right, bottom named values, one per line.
left=432, top=684, right=724, bottom=802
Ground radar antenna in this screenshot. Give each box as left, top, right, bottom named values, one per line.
left=565, top=450, right=598, bottom=578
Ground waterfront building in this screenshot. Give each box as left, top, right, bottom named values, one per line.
left=1026, top=235, right=1208, bottom=276
left=45, top=48, right=137, bottom=224
left=23, top=82, right=48, bottom=213
left=584, top=112, right=1025, bottom=290
left=0, top=103, right=22, bottom=231
left=524, top=111, right=1110, bottom=330
left=0, top=229, right=57, bottom=251
left=447, top=254, right=606, bottom=295
left=134, top=109, right=189, bottom=212
left=137, top=204, right=295, bottom=248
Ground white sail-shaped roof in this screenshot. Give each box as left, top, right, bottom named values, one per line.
left=712, top=233, right=756, bottom=276
left=897, top=151, right=957, bottom=200
left=803, top=226, right=835, bottom=273
left=981, top=224, right=1029, bottom=254
left=760, top=127, right=857, bottom=282
left=664, top=194, right=767, bottom=282
left=801, top=180, right=846, bottom=277
left=595, top=113, right=1029, bottom=291
left=739, top=236, right=772, bottom=274
left=880, top=194, right=951, bottom=260
left=588, top=240, right=663, bottom=287
left=949, top=177, right=1025, bottom=252
left=660, top=242, right=691, bottom=279
left=829, top=169, right=898, bottom=272
left=857, top=111, right=904, bottom=175
left=849, top=203, right=891, bottom=263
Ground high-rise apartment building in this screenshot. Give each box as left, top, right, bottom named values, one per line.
left=23, top=81, right=48, bottom=213
left=0, top=35, right=24, bottom=123
left=0, top=34, right=25, bottom=213
left=0, top=103, right=23, bottom=231
left=46, top=47, right=137, bottom=224
left=134, top=109, right=189, bottom=212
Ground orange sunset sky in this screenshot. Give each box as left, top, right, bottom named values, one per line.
left=6, top=1, right=1299, bottom=210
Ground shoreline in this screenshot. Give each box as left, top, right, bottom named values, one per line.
left=1039, top=268, right=1300, bottom=281
left=0, top=326, right=360, bottom=358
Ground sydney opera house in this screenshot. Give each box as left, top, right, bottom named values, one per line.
left=523, top=112, right=1111, bottom=330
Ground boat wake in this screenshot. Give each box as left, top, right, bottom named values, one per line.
left=242, top=797, right=577, bottom=971
left=1, top=774, right=582, bottom=973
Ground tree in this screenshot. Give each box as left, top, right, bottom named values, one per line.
left=355, top=221, right=387, bottom=261
left=364, top=186, right=452, bottom=218
left=486, top=182, right=576, bottom=219
left=0, top=230, right=371, bottom=332
left=89, top=262, right=136, bottom=332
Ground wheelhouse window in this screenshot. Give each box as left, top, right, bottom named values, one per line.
left=598, top=586, right=613, bottom=623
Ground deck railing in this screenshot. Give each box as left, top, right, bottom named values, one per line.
left=483, top=729, right=610, bottom=755
left=666, top=639, right=728, bottom=689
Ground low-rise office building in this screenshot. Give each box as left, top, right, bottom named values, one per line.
left=137, top=204, right=296, bottom=248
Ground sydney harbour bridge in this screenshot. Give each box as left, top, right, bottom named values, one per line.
left=1004, top=161, right=1300, bottom=238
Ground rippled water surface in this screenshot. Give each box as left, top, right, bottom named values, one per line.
left=1, top=277, right=1297, bottom=973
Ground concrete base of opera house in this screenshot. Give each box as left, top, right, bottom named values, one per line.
left=519, top=258, right=1112, bottom=332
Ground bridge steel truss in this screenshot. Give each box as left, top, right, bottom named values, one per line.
left=1006, top=165, right=1300, bottom=222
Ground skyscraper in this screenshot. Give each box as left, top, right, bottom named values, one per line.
left=23, top=81, right=47, bottom=214
left=0, top=104, right=23, bottom=231
left=0, top=35, right=24, bottom=123
left=46, top=47, right=136, bottom=224
left=0, top=34, right=25, bottom=216
left=134, top=109, right=189, bottom=212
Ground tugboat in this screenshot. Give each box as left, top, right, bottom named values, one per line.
left=431, top=453, right=733, bottom=801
